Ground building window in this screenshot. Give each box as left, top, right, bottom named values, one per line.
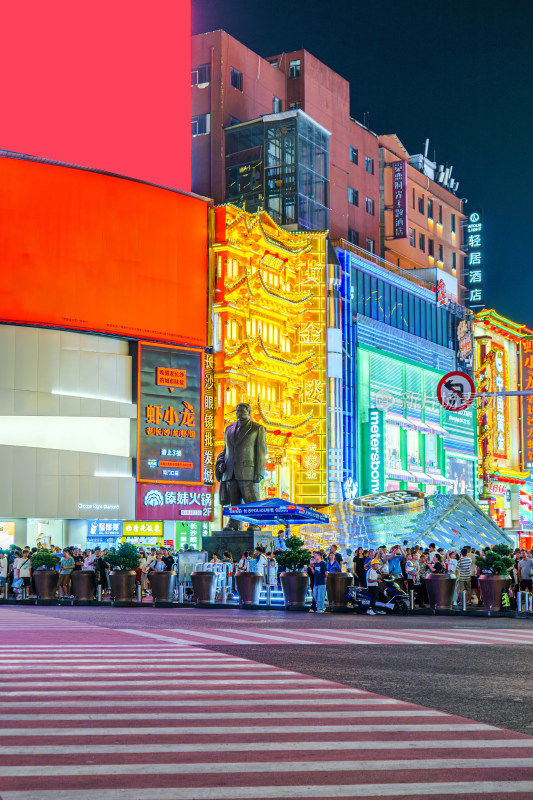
left=418, top=196, right=424, bottom=214
left=288, top=100, right=301, bottom=109
left=268, top=58, right=278, bottom=68
left=366, top=237, right=375, bottom=253
left=289, top=59, right=301, bottom=78
left=419, top=232, right=425, bottom=251
left=348, top=228, right=359, bottom=246
left=348, top=187, right=359, bottom=206
left=452, top=251, right=457, bottom=270
left=350, top=146, right=358, bottom=164
left=409, top=227, right=414, bottom=246
left=438, top=244, right=443, bottom=262
left=191, top=113, right=211, bottom=136
left=438, top=205, right=443, bottom=224
left=428, top=238, right=434, bottom=257
left=451, top=213, right=456, bottom=233
left=191, top=63, right=211, bottom=86
left=365, top=197, right=375, bottom=215
left=365, top=156, right=374, bottom=174
left=427, top=198, right=433, bottom=219
left=229, top=116, right=241, bottom=126
left=272, top=95, right=281, bottom=113
left=230, top=67, right=243, bottom=91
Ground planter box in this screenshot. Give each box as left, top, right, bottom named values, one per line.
left=281, top=572, right=309, bottom=607
left=71, top=570, right=96, bottom=601
left=191, top=571, right=217, bottom=603
left=424, top=574, right=457, bottom=609
left=148, top=571, right=176, bottom=601
left=235, top=572, right=263, bottom=606
left=109, top=571, right=136, bottom=602
left=33, top=570, right=59, bottom=600
left=326, top=572, right=353, bottom=608
left=479, top=574, right=511, bottom=611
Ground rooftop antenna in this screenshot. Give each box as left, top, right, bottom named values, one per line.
left=424, top=138, right=429, bottom=158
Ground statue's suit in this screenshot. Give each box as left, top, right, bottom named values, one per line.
left=216, top=419, right=267, bottom=530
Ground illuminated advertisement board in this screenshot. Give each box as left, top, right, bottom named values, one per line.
left=137, top=483, right=213, bottom=522
left=137, top=343, right=203, bottom=485
left=392, top=160, right=408, bottom=239
left=520, top=338, right=533, bottom=472
left=491, top=343, right=509, bottom=459
left=464, top=209, right=484, bottom=309
left=363, top=408, right=385, bottom=495
left=0, top=1, right=191, bottom=191
left=0, top=155, right=208, bottom=347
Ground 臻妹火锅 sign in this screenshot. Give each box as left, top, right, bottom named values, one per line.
left=137, top=343, right=203, bottom=485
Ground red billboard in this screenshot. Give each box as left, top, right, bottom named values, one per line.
left=0, top=155, right=208, bottom=347
left=137, top=483, right=213, bottom=522
left=0, top=0, right=191, bottom=191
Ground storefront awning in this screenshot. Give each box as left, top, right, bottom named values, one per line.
left=429, top=473, right=454, bottom=487
left=386, top=412, right=413, bottom=428
left=424, top=420, right=448, bottom=436
left=409, top=469, right=435, bottom=484
left=406, top=417, right=433, bottom=433
left=386, top=467, right=413, bottom=480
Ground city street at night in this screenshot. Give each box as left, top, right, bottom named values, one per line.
left=0, top=605, right=532, bottom=799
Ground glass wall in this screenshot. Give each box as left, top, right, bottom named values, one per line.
left=351, top=265, right=453, bottom=349
left=225, top=112, right=330, bottom=231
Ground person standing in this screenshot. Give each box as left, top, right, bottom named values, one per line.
left=518, top=550, right=533, bottom=592
left=161, top=548, right=175, bottom=572
left=14, top=549, right=32, bottom=597
left=325, top=551, right=342, bottom=573
left=365, top=558, right=381, bottom=615
left=275, top=531, right=287, bottom=553
left=309, top=551, right=327, bottom=613
left=58, top=548, right=75, bottom=598
left=0, top=550, right=7, bottom=593
left=344, top=549, right=354, bottom=575
left=92, top=548, right=109, bottom=595
left=305, top=553, right=317, bottom=612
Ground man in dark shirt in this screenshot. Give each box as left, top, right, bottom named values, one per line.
left=92, top=548, right=108, bottom=594
left=309, top=551, right=327, bottom=613
left=161, top=548, right=175, bottom=571
left=72, top=548, right=85, bottom=571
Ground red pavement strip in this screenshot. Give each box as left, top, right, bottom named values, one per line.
left=0, top=608, right=532, bottom=799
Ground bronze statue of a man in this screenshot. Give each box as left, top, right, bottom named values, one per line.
left=215, top=403, right=267, bottom=531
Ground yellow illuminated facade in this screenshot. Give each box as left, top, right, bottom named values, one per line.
left=474, top=309, right=531, bottom=529
left=212, top=205, right=328, bottom=506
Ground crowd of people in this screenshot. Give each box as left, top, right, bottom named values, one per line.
left=1, top=537, right=531, bottom=608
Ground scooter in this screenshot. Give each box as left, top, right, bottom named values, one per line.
left=347, top=574, right=410, bottom=615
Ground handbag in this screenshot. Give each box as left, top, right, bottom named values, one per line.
left=12, top=578, right=24, bottom=589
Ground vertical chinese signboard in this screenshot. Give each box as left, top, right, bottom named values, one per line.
left=203, top=353, right=215, bottom=487
left=491, top=344, right=508, bottom=459
left=392, top=161, right=407, bottom=239
left=137, top=343, right=203, bottom=484
left=521, top=338, right=533, bottom=472
left=464, top=209, right=484, bottom=309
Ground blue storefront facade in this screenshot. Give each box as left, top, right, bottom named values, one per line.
left=336, top=243, right=476, bottom=501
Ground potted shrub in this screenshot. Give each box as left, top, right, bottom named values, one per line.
left=106, top=542, right=140, bottom=602
left=31, top=550, right=61, bottom=599
left=477, top=545, right=513, bottom=611
left=276, top=535, right=311, bottom=608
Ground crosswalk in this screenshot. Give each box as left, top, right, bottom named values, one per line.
left=0, top=607, right=532, bottom=798
left=117, top=625, right=533, bottom=646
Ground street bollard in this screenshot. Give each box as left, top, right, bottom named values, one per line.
left=178, top=583, right=184, bottom=603
left=22, top=586, right=26, bottom=601
left=221, top=583, right=227, bottom=604
left=462, top=590, right=468, bottom=611
left=137, top=584, right=142, bottom=604
left=266, top=585, right=272, bottom=606
left=528, top=593, right=533, bottom=613
left=4, top=583, right=8, bottom=600
left=97, top=584, right=102, bottom=602
left=409, top=590, right=415, bottom=610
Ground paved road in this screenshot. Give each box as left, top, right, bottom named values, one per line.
left=0, top=606, right=532, bottom=799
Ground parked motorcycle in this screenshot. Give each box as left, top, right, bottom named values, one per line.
left=347, top=574, right=410, bottom=615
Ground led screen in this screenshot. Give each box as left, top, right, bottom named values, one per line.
left=0, top=155, right=208, bottom=347
left=0, top=0, right=191, bottom=191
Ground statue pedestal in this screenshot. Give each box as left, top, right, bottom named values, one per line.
left=203, top=531, right=274, bottom=559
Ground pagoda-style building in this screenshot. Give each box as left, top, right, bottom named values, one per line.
left=212, top=205, right=328, bottom=509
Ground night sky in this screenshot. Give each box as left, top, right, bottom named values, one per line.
left=193, top=0, right=533, bottom=327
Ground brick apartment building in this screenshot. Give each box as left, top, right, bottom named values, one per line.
left=192, top=30, right=380, bottom=250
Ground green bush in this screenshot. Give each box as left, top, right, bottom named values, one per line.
left=30, top=549, right=61, bottom=570
left=476, top=548, right=513, bottom=576
left=275, top=535, right=312, bottom=573
left=492, top=543, right=513, bottom=558
left=105, top=542, right=140, bottom=572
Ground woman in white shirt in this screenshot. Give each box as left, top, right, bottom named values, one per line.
left=0, top=550, right=8, bottom=590
left=15, top=549, right=32, bottom=594
left=445, top=550, right=458, bottom=577
left=84, top=549, right=96, bottom=570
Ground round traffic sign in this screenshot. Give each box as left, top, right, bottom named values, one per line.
left=437, top=371, right=475, bottom=411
